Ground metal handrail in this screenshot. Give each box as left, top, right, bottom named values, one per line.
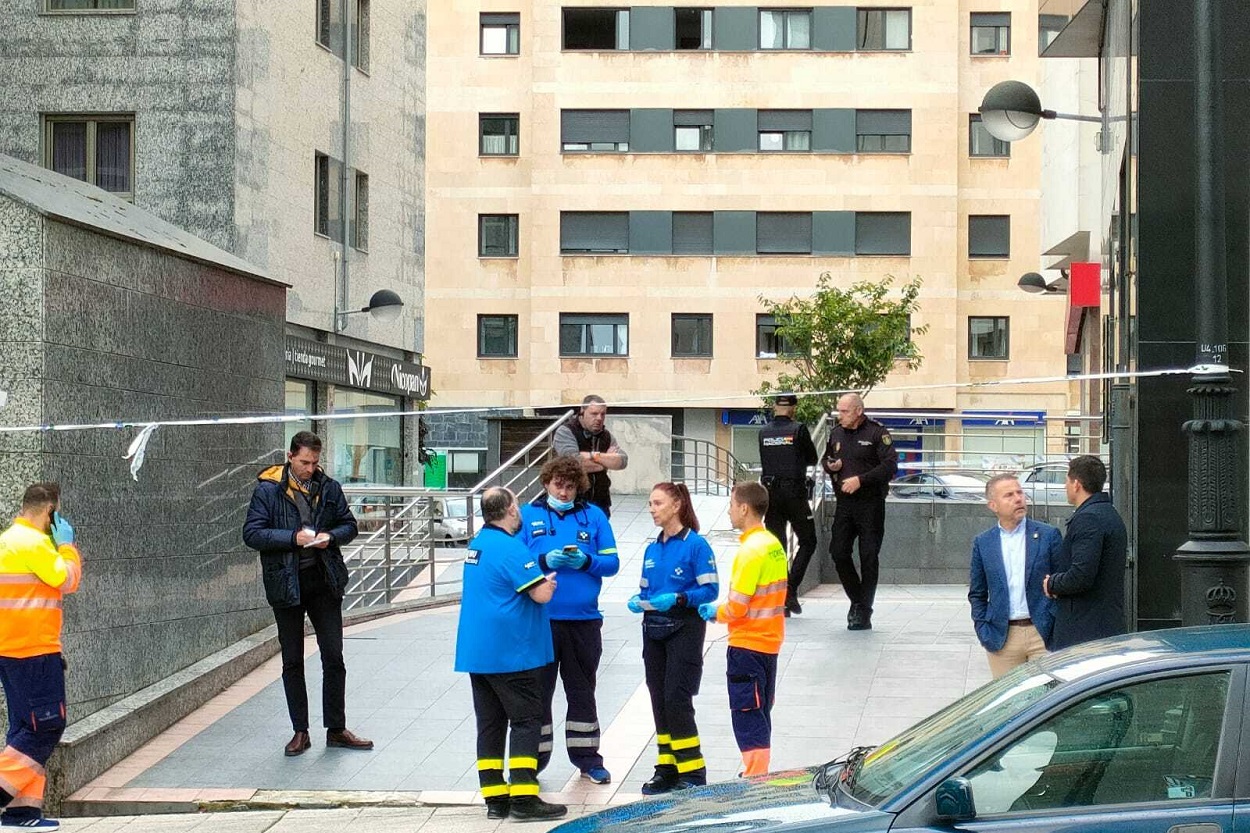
left=469, top=409, right=575, bottom=493
left=671, top=435, right=752, bottom=495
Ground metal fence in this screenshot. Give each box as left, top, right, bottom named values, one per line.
left=671, top=435, right=753, bottom=495
left=338, top=410, right=573, bottom=612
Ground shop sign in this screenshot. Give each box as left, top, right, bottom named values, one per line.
left=285, top=336, right=432, bottom=398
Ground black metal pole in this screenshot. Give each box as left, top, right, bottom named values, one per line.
left=1174, top=0, right=1250, bottom=625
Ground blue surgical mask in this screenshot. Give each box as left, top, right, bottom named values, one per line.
left=547, top=494, right=575, bottom=513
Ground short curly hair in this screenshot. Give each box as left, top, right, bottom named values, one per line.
left=542, top=455, right=590, bottom=491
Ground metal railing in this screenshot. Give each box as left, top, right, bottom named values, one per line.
left=671, top=435, right=753, bottom=495
left=338, top=410, right=574, bottom=611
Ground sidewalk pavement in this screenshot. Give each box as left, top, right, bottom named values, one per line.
left=61, top=494, right=990, bottom=831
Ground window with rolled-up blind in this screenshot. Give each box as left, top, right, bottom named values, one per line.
left=560, top=212, right=630, bottom=253
left=756, top=212, right=813, bottom=254
left=561, top=110, right=630, bottom=150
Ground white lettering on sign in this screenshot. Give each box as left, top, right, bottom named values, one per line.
left=285, top=347, right=328, bottom=369
left=391, top=364, right=430, bottom=397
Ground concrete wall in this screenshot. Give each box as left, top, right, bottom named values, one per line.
left=603, top=415, right=672, bottom=495
left=0, top=0, right=239, bottom=251
left=0, top=202, right=286, bottom=719
left=815, top=499, right=1074, bottom=585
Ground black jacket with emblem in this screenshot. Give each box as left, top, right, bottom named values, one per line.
left=822, top=418, right=899, bottom=501
left=242, top=463, right=358, bottom=608
left=758, top=416, right=818, bottom=482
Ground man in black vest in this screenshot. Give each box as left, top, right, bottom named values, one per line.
left=758, top=394, right=818, bottom=616
left=552, top=395, right=629, bottom=517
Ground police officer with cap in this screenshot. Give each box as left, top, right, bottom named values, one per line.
left=823, top=393, right=897, bottom=631
left=757, top=393, right=818, bottom=616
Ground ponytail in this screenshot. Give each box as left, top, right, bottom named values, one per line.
left=653, top=481, right=701, bottom=533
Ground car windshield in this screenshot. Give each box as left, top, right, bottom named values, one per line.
left=844, top=663, right=1061, bottom=806
left=443, top=500, right=471, bottom=519
left=940, top=474, right=991, bottom=489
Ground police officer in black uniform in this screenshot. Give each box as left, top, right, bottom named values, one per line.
left=757, top=394, right=818, bottom=616
left=823, top=393, right=898, bottom=631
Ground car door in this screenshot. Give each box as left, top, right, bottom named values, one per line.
left=893, top=665, right=1245, bottom=833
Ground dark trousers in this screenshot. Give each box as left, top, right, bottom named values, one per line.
left=273, top=566, right=346, bottom=732
left=727, top=647, right=778, bottom=755
left=764, top=482, right=817, bottom=596
left=471, top=668, right=543, bottom=801
left=641, top=614, right=707, bottom=784
left=829, top=497, right=886, bottom=612
left=0, top=654, right=65, bottom=820
left=538, top=619, right=604, bottom=772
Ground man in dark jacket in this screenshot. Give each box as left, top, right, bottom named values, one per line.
left=243, top=431, right=373, bottom=757
left=1044, top=455, right=1128, bottom=650
left=551, top=395, right=628, bottom=517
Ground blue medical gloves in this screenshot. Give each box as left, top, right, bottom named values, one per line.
left=546, top=548, right=589, bottom=570
left=51, top=513, right=75, bottom=547
left=627, top=594, right=644, bottom=614
left=697, top=602, right=719, bottom=622
left=649, top=593, right=678, bottom=612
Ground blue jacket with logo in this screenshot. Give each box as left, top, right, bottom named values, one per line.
left=638, top=528, right=719, bottom=609
left=520, top=496, right=619, bottom=620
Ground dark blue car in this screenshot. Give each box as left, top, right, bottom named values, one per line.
left=555, top=626, right=1250, bottom=833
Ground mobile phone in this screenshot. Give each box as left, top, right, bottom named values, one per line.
left=562, top=545, right=580, bottom=554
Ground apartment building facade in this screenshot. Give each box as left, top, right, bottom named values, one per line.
left=0, top=0, right=429, bottom=486
left=429, top=0, right=1077, bottom=472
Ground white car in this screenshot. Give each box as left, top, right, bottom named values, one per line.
left=1018, top=462, right=1072, bottom=506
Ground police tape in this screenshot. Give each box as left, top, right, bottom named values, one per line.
left=0, top=364, right=1227, bottom=480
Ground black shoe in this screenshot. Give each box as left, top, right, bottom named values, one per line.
left=508, top=796, right=567, bottom=821
left=848, top=606, right=872, bottom=631
left=641, top=772, right=679, bottom=795
left=675, top=778, right=705, bottom=790
left=485, top=799, right=510, bottom=820
left=846, top=602, right=861, bottom=627
left=785, top=595, right=803, bottom=616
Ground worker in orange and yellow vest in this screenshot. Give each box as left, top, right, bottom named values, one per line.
left=698, top=481, right=787, bottom=777
left=0, top=483, right=82, bottom=831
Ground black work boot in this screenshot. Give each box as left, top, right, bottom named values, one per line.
left=508, top=796, right=567, bottom=821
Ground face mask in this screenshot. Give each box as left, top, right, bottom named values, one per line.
left=547, top=494, right=575, bottom=513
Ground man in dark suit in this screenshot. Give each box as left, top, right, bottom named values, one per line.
left=969, top=474, right=1061, bottom=677
left=1044, top=455, right=1128, bottom=650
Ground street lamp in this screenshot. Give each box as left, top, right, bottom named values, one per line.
left=978, top=80, right=1103, bottom=142
left=1017, top=271, right=1067, bottom=295
left=335, top=288, right=405, bottom=332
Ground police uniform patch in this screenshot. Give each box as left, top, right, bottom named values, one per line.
left=881, top=433, right=892, bottom=446
left=465, top=549, right=480, bottom=565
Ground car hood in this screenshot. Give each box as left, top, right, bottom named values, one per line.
left=551, top=769, right=893, bottom=833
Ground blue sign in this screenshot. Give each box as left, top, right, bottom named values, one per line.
left=722, top=409, right=771, bottom=426
left=875, top=415, right=939, bottom=428
left=961, top=410, right=1047, bottom=427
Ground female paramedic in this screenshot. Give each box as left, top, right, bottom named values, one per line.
left=627, top=482, right=719, bottom=795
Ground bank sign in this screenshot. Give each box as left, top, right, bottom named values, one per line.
left=285, top=336, right=432, bottom=399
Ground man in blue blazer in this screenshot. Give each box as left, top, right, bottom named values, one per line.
left=1044, top=455, right=1128, bottom=650
left=969, top=473, right=1061, bottom=677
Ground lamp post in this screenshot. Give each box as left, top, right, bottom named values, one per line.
left=334, top=288, right=405, bottom=333
left=1172, top=0, right=1250, bottom=625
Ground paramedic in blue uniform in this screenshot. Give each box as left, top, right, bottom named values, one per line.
left=757, top=393, right=818, bottom=616
left=626, top=482, right=719, bottom=795
left=520, top=455, right=620, bottom=784
left=454, top=487, right=566, bottom=822
left=822, top=393, right=898, bottom=631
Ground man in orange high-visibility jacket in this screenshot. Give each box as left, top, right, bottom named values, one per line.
left=0, top=483, right=82, bottom=831
left=698, top=481, right=787, bottom=777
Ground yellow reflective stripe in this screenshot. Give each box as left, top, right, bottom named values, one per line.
left=509, top=783, right=540, bottom=796
left=656, top=753, right=677, bottom=766
left=0, top=599, right=61, bottom=610
left=477, top=758, right=504, bottom=771
left=656, top=734, right=672, bottom=744
left=755, top=579, right=788, bottom=595
left=728, top=590, right=752, bottom=605
left=670, top=736, right=701, bottom=751
left=508, top=756, right=538, bottom=770
left=676, top=757, right=706, bottom=773
left=516, top=575, right=545, bottom=593
left=480, top=784, right=510, bottom=798
left=746, top=606, right=786, bottom=618
left=599, top=548, right=618, bottom=554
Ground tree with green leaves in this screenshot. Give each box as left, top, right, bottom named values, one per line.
left=755, top=274, right=927, bottom=424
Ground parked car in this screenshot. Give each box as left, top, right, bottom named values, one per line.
left=889, top=471, right=989, bottom=502
left=1018, top=462, right=1071, bottom=506
left=430, top=495, right=479, bottom=545
left=554, top=625, right=1247, bottom=833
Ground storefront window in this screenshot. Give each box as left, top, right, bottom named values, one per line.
left=330, top=389, right=403, bottom=486
left=285, top=379, right=314, bottom=450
